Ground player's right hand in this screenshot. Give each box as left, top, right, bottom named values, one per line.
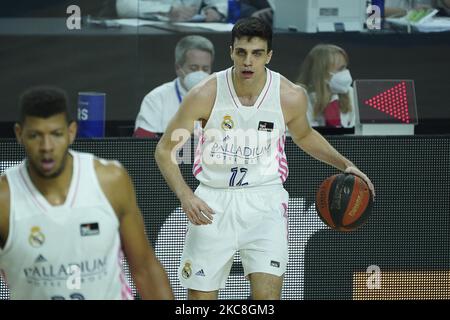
left=180, top=194, right=215, bottom=225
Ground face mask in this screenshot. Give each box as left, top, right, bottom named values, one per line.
left=182, top=70, right=209, bottom=91
left=329, top=69, right=352, bottom=94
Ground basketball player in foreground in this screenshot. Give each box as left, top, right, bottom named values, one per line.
left=155, top=17, right=375, bottom=300
left=0, top=87, right=173, bottom=300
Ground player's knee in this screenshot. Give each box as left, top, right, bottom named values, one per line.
left=251, top=289, right=281, bottom=300
left=188, top=289, right=218, bottom=300
left=249, top=273, right=283, bottom=300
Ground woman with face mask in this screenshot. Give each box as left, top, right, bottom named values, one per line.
left=296, top=44, right=355, bottom=128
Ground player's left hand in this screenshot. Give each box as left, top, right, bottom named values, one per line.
left=345, top=166, right=375, bottom=198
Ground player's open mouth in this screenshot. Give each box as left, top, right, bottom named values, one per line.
left=41, top=159, right=55, bottom=171
left=242, top=70, right=254, bottom=78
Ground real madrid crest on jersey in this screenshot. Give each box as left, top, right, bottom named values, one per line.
left=28, top=226, right=45, bottom=248
left=182, top=260, right=192, bottom=279
left=221, top=115, right=234, bottom=130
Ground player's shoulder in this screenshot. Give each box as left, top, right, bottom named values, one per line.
left=188, top=73, right=217, bottom=100
left=0, top=174, right=10, bottom=198
left=280, top=75, right=307, bottom=97
left=0, top=174, right=10, bottom=247
left=94, top=158, right=128, bottom=186
left=280, top=75, right=308, bottom=109
left=0, top=174, right=10, bottom=214
left=181, top=73, right=217, bottom=118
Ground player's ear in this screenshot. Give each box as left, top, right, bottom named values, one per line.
left=14, top=123, right=23, bottom=145
left=229, top=45, right=233, bottom=60
left=266, top=50, right=273, bottom=65
left=68, top=121, right=77, bottom=145
left=175, top=63, right=184, bottom=79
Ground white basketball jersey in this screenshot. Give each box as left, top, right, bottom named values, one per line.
left=0, top=151, right=133, bottom=300
left=194, top=67, right=288, bottom=188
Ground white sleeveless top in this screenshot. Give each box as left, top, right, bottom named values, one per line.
left=0, top=151, right=133, bottom=300
left=193, top=67, right=288, bottom=189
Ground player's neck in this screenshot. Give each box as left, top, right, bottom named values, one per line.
left=27, top=154, right=74, bottom=205
left=232, top=68, right=267, bottom=102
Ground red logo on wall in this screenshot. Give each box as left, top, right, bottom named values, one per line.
left=364, top=82, right=411, bottom=124
left=355, top=80, right=417, bottom=124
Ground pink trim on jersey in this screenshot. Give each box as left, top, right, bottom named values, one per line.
left=256, top=70, right=273, bottom=109
left=226, top=69, right=240, bottom=109
left=193, top=157, right=201, bottom=168
left=277, top=135, right=289, bottom=182
left=70, top=153, right=81, bottom=207
left=19, top=168, right=47, bottom=213
left=278, top=169, right=287, bottom=183
left=192, top=131, right=204, bottom=177
left=118, top=249, right=133, bottom=300
left=193, top=166, right=203, bottom=177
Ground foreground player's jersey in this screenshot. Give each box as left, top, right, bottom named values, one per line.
left=194, top=67, right=288, bottom=188
left=0, top=151, right=132, bottom=300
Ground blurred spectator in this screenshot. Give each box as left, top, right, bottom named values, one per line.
left=115, top=0, right=227, bottom=21
left=134, top=35, right=214, bottom=138
left=385, top=0, right=450, bottom=17
left=434, top=0, right=450, bottom=15
left=243, top=0, right=274, bottom=25
left=113, top=0, right=276, bottom=22
left=296, top=44, right=355, bottom=128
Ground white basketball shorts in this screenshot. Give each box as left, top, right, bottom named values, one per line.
left=179, top=183, right=289, bottom=291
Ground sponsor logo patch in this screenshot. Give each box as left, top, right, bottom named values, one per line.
left=80, top=223, right=100, bottom=236
left=258, top=121, right=274, bottom=132
left=270, top=260, right=280, bottom=268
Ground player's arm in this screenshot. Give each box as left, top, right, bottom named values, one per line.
left=154, top=77, right=216, bottom=225
left=0, top=175, right=10, bottom=250
left=281, top=78, right=375, bottom=196
left=95, top=160, right=174, bottom=300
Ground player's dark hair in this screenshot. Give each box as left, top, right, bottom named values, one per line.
left=231, top=17, right=272, bottom=52
left=18, top=86, right=72, bottom=124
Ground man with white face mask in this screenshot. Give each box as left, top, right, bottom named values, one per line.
left=297, top=44, right=355, bottom=128
left=134, top=35, right=214, bottom=137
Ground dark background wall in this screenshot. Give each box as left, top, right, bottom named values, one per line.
left=1, top=137, right=449, bottom=299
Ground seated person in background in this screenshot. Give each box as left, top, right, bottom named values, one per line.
left=385, top=0, right=431, bottom=17
left=437, top=0, right=450, bottom=15
left=114, top=0, right=276, bottom=22
left=115, top=0, right=227, bottom=22
left=134, top=35, right=214, bottom=138
left=296, top=44, right=355, bottom=128
left=243, top=0, right=274, bottom=25
left=385, top=0, right=450, bottom=17
left=203, top=0, right=273, bottom=22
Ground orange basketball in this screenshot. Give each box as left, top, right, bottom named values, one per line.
left=315, top=173, right=373, bottom=231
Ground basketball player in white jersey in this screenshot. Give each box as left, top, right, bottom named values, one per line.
left=0, top=87, right=173, bottom=300
left=155, top=17, right=375, bottom=300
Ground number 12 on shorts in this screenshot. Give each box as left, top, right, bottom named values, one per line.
left=229, top=167, right=249, bottom=187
